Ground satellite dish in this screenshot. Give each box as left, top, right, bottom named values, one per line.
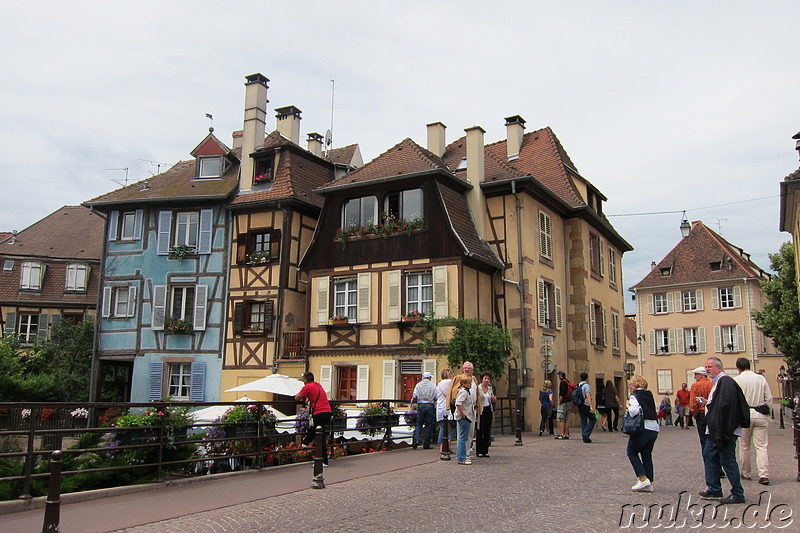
left=324, top=130, right=332, bottom=147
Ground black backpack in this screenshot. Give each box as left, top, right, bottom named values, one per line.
left=571, top=382, right=586, bottom=406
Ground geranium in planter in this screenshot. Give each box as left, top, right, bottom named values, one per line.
left=165, top=316, right=194, bottom=335
left=329, top=314, right=349, bottom=325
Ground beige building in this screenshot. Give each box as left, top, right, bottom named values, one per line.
left=630, top=221, right=783, bottom=401
left=778, top=131, right=800, bottom=298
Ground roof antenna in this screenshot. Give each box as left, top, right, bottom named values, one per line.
left=328, top=79, right=335, bottom=150
left=139, top=158, right=170, bottom=176
left=712, top=217, right=727, bottom=235
left=103, top=167, right=129, bottom=187
left=206, top=113, right=214, bottom=133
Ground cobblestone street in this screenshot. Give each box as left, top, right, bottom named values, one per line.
left=3, top=421, right=798, bottom=532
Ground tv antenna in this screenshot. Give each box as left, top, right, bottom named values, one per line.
left=103, top=167, right=129, bottom=187
left=711, top=217, right=727, bottom=235
left=328, top=79, right=335, bottom=149
left=139, top=159, right=170, bottom=176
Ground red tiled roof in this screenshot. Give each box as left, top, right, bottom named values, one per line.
left=630, top=221, right=768, bottom=290
left=0, top=206, right=104, bottom=260
left=0, top=233, right=12, bottom=244
left=437, top=184, right=503, bottom=268
left=328, top=144, right=359, bottom=166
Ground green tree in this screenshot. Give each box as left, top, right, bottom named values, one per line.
left=751, top=242, right=800, bottom=371
left=444, top=318, right=515, bottom=379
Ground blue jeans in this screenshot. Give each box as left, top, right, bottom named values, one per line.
left=456, top=418, right=471, bottom=462
left=578, top=404, right=596, bottom=439
left=414, top=403, right=435, bottom=447
left=438, top=418, right=457, bottom=443
left=703, top=434, right=744, bottom=499
left=626, top=429, right=658, bottom=481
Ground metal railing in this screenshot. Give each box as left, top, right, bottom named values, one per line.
left=281, top=331, right=305, bottom=359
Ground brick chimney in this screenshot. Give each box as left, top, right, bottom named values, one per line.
left=505, top=115, right=526, bottom=160
left=426, top=122, right=446, bottom=157
left=276, top=105, right=302, bottom=145
left=307, top=132, right=323, bottom=156
left=241, top=73, right=269, bottom=191
left=465, top=126, right=487, bottom=240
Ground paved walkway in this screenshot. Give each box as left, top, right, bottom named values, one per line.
left=2, top=422, right=798, bottom=532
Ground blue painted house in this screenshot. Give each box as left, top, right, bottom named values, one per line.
left=84, top=132, right=238, bottom=402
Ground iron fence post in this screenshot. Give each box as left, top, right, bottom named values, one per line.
left=311, top=425, right=325, bottom=489
left=41, top=450, right=62, bottom=533
left=440, top=418, right=451, bottom=461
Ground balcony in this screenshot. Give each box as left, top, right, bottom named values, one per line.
left=281, top=330, right=305, bottom=360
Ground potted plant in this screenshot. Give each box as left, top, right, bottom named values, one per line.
left=172, top=244, right=193, bottom=262
left=165, top=316, right=194, bottom=335
left=402, top=310, right=424, bottom=322
left=329, top=314, right=349, bottom=325
left=248, top=251, right=270, bottom=265
left=355, top=403, right=398, bottom=437
left=660, top=346, right=669, bottom=353
left=112, top=406, right=193, bottom=447
left=403, top=408, right=417, bottom=426
left=688, top=345, right=697, bottom=353
left=253, top=173, right=271, bottom=185
left=217, top=404, right=277, bottom=439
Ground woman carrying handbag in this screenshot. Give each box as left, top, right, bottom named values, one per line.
left=624, top=376, right=659, bottom=492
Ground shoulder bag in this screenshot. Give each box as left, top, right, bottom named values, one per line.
left=621, top=409, right=644, bottom=436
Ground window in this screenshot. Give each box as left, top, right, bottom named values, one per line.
left=684, top=328, right=699, bottom=353
left=121, top=212, right=137, bottom=240
left=712, top=287, right=741, bottom=310
left=405, top=272, right=432, bottom=316
left=660, top=267, right=671, bottom=276
left=168, top=362, right=193, bottom=400
left=20, top=261, right=45, bottom=290
left=655, top=329, right=670, bottom=354
left=253, top=157, right=274, bottom=183
left=108, top=209, right=143, bottom=242
left=3, top=260, right=14, bottom=271
left=342, top=196, right=377, bottom=229
left=682, top=290, right=697, bottom=312
left=157, top=209, right=213, bottom=255
left=710, top=261, right=722, bottom=271
left=114, top=287, right=130, bottom=317
left=608, top=248, right=617, bottom=285
left=337, top=366, right=358, bottom=401
left=247, top=302, right=267, bottom=332
left=656, top=369, right=673, bottom=395
left=17, top=313, right=39, bottom=343
left=589, top=234, right=605, bottom=276
left=334, top=278, right=358, bottom=322
left=170, top=286, right=195, bottom=322
left=174, top=212, right=199, bottom=248
left=719, top=287, right=734, bottom=309
left=385, top=189, right=423, bottom=222
left=539, top=211, right=552, bottom=260
left=233, top=300, right=273, bottom=335
left=65, top=264, right=89, bottom=292
left=654, top=293, right=668, bottom=314
left=717, top=325, right=744, bottom=353
left=237, top=229, right=280, bottom=264
left=198, top=157, right=221, bottom=178
left=101, top=286, right=137, bottom=319
left=537, top=279, right=563, bottom=330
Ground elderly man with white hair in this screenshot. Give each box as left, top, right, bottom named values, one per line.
left=411, top=371, right=437, bottom=449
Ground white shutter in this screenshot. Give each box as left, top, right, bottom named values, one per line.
left=599, top=241, right=606, bottom=276
left=647, top=294, right=654, bottom=315
left=668, top=329, right=676, bottom=354
left=601, top=307, right=608, bottom=346
left=698, top=327, right=707, bottom=353
left=696, top=290, right=704, bottom=311
left=554, top=286, right=563, bottom=330
left=356, top=364, right=370, bottom=400
left=382, top=359, right=396, bottom=400
left=539, top=211, right=552, bottom=259
left=711, top=288, right=719, bottom=310
left=432, top=265, right=448, bottom=318
left=666, top=292, right=674, bottom=313
left=423, top=359, right=437, bottom=377
left=193, top=284, right=208, bottom=331
left=127, top=286, right=137, bottom=318
left=319, top=365, right=333, bottom=400
left=316, top=276, right=329, bottom=325
left=357, top=272, right=371, bottom=324
left=649, top=330, right=656, bottom=355
left=387, top=270, right=401, bottom=322
left=537, top=279, right=546, bottom=327
left=736, top=325, right=745, bottom=351
left=677, top=329, right=685, bottom=354
left=733, top=286, right=742, bottom=308
left=157, top=211, right=171, bottom=255
left=198, top=208, right=213, bottom=254
left=589, top=304, right=596, bottom=344
left=674, top=292, right=683, bottom=312
left=152, top=285, right=167, bottom=330
left=102, top=286, right=112, bottom=318
left=133, top=209, right=144, bottom=240
left=714, top=326, right=722, bottom=353
left=108, top=210, right=119, bottom=242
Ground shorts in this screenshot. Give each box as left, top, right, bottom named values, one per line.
left=679, top=406, right=690, bottom=417
left=557, top=403, right=572, bottom=421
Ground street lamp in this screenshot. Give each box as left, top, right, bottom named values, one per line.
left=778, top=365, right=786, bottom=430
left=680, top=219, right=691, bottom=238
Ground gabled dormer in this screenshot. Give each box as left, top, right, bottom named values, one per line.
left=190, top=131, right=237, bottom=179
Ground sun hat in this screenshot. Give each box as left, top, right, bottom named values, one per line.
left=422, top=371, right=432, bottom=379
left=691, top=366, right=707, bottom=375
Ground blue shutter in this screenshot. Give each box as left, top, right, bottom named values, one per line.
left=190, top=362, right=206, bottom=401
left=197, top=209, right=213, bottom=254
left=149, top=362, right=164, bottom=402
left=37, top=313, right=49, bottom=340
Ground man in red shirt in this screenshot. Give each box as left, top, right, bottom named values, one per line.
left=295, top=371, right=333, bottom=466
left=675, top=382, right=691, bottom=429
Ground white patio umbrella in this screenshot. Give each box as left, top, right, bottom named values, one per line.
left=224, top=374, right=304, bottom=397
left=191, top=395, right=253, bottom=424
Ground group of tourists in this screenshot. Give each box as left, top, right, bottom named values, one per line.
left=622, top=356, right=772, bottom=505
left=656, top=383, right=693, bottom=427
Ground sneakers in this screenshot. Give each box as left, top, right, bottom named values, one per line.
left=631, top=479, right=652, bottom=492
left=699, top=490, right=723, bottom=500
left=458, top=460, right=472, bottom=465
left=758, top=477, right=770, bottom=485
left=583, top=437, right=592, bottom=443
left=719, top=495, right=746, bottom=505
left=740, top=473, right=751, bottom=480
left=555, top=435, right=569, bottom=440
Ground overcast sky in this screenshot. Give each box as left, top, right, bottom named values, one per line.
left=2, top=1, right=798, bottom=313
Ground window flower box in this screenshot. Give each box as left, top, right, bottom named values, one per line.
left=171, top=244, right=194, bottom=263
left=329, top=314, right=349, bottom=325
left=247, top=251, right=270, bottom=265
left=165, top=317, right=194, bottom=335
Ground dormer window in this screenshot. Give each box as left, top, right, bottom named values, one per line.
left=20, top=261, right=46, bottom=291
left=456, top=158, right=467, bottom=171
left=198, top=156, right=221, bottom=178
left=253, top=157, right=274, bottom=185
left=660, top=267, right=671, bottom=276
left=710, top=261, right=721, bottom=271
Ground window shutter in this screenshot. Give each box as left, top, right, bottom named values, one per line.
left=647, top=294, right=654, bottom=315
left=711, top=288, right=719, bottom=310
left=733, top=286, right=742, bottom=308
left=736, top=325, right=745, bottom=351
left=713, top=326, right=722, bottom=353
left=599, top=241, right=606, bottom=276
left=539, top=211, right=552, bottom=259
left=198, top=208, right=213, bottom=254
left=423, top=359, right=437, bottom=377
left=264, top=300, right=274, bottom=333
left=666, top=292, right=674, bottom=313
left=537, top=279, right=546, bottom=327
left=554, top=286, right=563, bottom=330
left=668, top=329, right=676, bottom=354
left=319, top=365, right=333, bottom=400
left=698, top=327, right=707, bottom=353
left=675, top=292, right=683, bottom=312
left=193, top=284, right=208, bottom=331
left=127, top=286, right=137, bottom=318
left=51, top=314, right=61, bottom=330
left=677, top=329, right=685, bottom=354
left=601, top=307, right=608, bottom=346
left=236, top=233, right=248, bottom=264
left=102, top=286, right=112, bottom=318
left=152, top=285, right=167, bottom=330
left=5, top=312, right=16, bottom=336
left=190, top=361, right=206, bottom=401
left=316, top=276, right=329, bottom=325
left=589, top=304, right=596, bottom=344
left=149, top=362, right=164, bottom=402
left=357, top=272, right=371, bottom=324
left=696, top=290, right=704, bottom=311
left=133, top=209, right=144, bottom=240
left=649, top=330, right=655, bottom=355
left=432, top=265, right=448, bottom=318
left=387, top=270, right=401, bottom=322
left=37, top=314, right=49, bottom=340
left=356, top=364, right=370, bottom=400
left=611, top=312, right=619, bottom=349
left=233, top=302, right=244, bottom=335
left=382, top=359, right=396, bottom=400
left=108, top=211, right=119, bottom=242
left=157, top=211, right=171, bottom=255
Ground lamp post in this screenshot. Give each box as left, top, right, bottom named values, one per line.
left=778, top=365, right=787, bottom=430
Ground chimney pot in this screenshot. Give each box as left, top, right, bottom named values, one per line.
left=505, top=115, right=526, bottom=160
left=275, top=105, right=302, bottom=145
left=426, top=122, right=447, bottom=157
left=307, top=132, right=323, bottom=156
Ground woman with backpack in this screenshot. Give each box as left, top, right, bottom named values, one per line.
left=539, top=380, right=554, bottom=436
left=625, top=376, right=659, bottom=492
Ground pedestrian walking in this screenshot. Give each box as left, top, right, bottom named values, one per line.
left=475, top=372, right=496, bottom=457
left=539, top=380, right=555, bottom=436
left=659, top=395, right=673, bottom=426
left=576, top=372, right=596, bottom=443
left=688, top=366, right=713, bottom=453
left=604, top=380, right=620, bottom=431
left=733, top=357, right=772, bottom=485
left=411, top=371, right=437, bottom=449
left=625, top=376, right=659, bottom=492
left=676, top=383, right=691, bottom=428
left=454, top=375, right=476, bottom=465
left=555, top=370, right=572, bottom=440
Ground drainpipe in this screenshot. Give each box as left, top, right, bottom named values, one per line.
left=510, top=180, right=528, bottom=382
left=742, top=278, right=757, bottom=368
left=88, top=208, right=107, bottom=402
left=272, top=202, right=288, bottom=374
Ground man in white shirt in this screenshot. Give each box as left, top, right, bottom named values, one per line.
left=733, top=357, right=773, bottom=485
